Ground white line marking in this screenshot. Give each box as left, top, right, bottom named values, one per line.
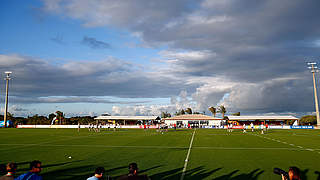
left=0, top=143, right=318, bottom=151
left=252, top=133, right=320, bottom=153
left=181, top=129, right=196, bottom=180
left=0, top=144, right=188, bottom=149
left=193, top=147, right=303, bottom=150
left=206, top=134, right=249, bottom=136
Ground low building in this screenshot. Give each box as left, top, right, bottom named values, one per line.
left=94, top=115, right=160, bottom=125
left=227, top=116, right=299, bottom=125
left=163, top=114, right=223, bottom=128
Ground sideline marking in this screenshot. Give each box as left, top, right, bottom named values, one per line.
left=0, top=143, right=318, bottom=151
left=252, top=134, right=320, bottom=154
left=193, top=147, right=306, bottom=150
left=180, top=129, right=196, bottom=180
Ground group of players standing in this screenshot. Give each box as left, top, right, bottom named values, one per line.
left=157, top=123, right=169, bottom=134
left=227, top=122, right=269, bottom=134
left=85, top=123, right=120, bottom=132
left=87, top=123, right=103, bottom=132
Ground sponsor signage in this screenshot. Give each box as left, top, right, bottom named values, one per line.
left=269, top=125, right=291, bottom=129
left=0, top=120, right=12, bottom=128
left=232, top=125, right=243, bottom=129
left=291, top=125, right=314, bottom=129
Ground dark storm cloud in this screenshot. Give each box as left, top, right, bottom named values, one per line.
left=42, top=0, right=196, bottom=29
left=81, top=36, right=111, bottom=49
left=38, top=0, right=320, bottom=114
left=42, top=0, right=320, bottom=80
left=0, top=54, right=198, bottom=103
left=5, top=96, right=151, bottom=104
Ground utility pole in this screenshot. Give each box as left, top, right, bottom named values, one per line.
left=3, top=71, right=12, bottom=128
left=307, top=62, right=320, bottom=127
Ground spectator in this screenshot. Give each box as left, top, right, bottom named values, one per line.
left=117, top=163, right=150, bottom=180
left=15, top=160, right=42, bottom=180
left=0, top=162, right=17, bottom=180
left=282, top=167, right=301, bottom=180
left=87, top=167, right=106, bottom=180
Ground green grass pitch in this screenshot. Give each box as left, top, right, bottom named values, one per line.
left=0, top=128, right=319, bottom=179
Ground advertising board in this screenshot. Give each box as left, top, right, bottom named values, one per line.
left=290, top=125, right=314, bottom=129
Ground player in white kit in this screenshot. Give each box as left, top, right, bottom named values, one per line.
left=243, top=123, right=247, bottom=133
left=250, top=122, right=254, bottom=132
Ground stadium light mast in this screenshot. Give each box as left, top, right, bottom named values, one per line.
left=3, top=71, right=12, bottom=128
left=307, top=62, right=320, bottom=127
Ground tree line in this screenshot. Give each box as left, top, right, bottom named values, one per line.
left=161, top=105, right=232, bottom=118
left=3, top=110, right=314, bottom=126
left=0, top=111, right=96, bottom=127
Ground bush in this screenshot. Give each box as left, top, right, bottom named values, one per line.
left=299, top=115, right=317, bottom=125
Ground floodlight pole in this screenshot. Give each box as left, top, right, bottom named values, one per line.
left=307, top=63, right=320, bottom=127
left=3, top=71, right=12, bottom=128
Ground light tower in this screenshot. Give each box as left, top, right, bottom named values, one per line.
left=3, top=71, right=12, bottom=128
left=307, top=62, right=320, bottom=127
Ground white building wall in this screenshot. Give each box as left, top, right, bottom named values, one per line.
left=165, top=120, right=223, bottom=126
left=209, top=120, right=223, bottom=126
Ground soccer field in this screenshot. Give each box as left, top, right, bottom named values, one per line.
left=0, top=128, right=319, bottom=179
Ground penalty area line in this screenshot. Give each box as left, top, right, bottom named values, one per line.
left=180, top=129, right=196, bottom=180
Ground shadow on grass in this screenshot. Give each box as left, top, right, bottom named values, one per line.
left=106, top=165, right=127, bottom=172
left=300, top=169, right=309, bottom=180
left=40, top=166, right=264, bottom=180
left=41, top=165, right=95, bottom=180
left=42, top=164, right=160, bottom=180
left=140, top=165, right=162, bottom=174
left=150, top=166, right=221, bottom=180
left=16, top=160, right=84, bottom=172
left=315, top=170, right=320, bottom=180
left=112, top=165, right=163, bottom=179
left=150, top=167, right=264, bottom=180
left=42, top=164, right=127, bottom=180
left=213, top=169, right=264, bottom=180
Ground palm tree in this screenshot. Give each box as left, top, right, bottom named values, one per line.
left=218, top=105, right=226, bottom=118
left=48, top=113, right=56, bottom=121
left=208, top=107, right=216, bottom=117
left=56, top=111, right=64, bottom=125
left=185, top=108, right=192, bottom=114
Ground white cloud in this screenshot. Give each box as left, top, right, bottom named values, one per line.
left=0, top=54, right=26, bottom=66
left=0, top=105, right=28, bottom=116
left=9, top=0, right=320, bottom=116
left=111, top=90, right=199, bottom=116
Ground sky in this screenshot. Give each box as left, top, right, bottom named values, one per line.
left=0, top=0, right=320, bottom=118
